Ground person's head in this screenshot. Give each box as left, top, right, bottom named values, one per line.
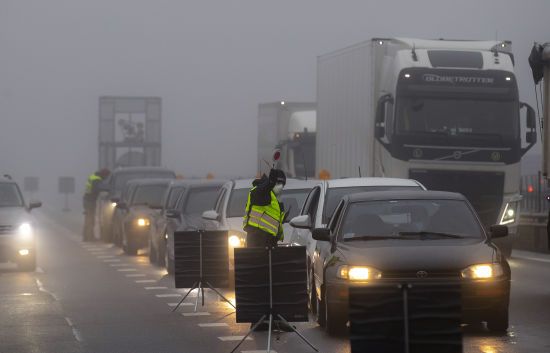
left=272, top=170, right=286, bottom=195
left=97, top=168, right=111, bottom=179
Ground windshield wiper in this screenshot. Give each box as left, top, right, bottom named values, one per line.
left=398, top=231, right=464, bottom=239
left=345, top=235, right=400, bottom=241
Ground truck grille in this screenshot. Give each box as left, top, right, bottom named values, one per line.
left=409, top=169, right=504, bottom=227
left=0, top=225, right=13, bottom=234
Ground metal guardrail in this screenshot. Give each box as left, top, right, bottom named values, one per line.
left=520, top=173, right=549, bottom=213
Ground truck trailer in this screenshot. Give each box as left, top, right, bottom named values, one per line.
left=257, top=102, right=316, bottom=179
left=316, top=38, right=538, bottom=256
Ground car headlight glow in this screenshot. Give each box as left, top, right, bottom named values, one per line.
left=18, top=223, right=33, bottom=240
left=500, top=202, right=518, bottom=225
left=228, top=232, right=246, bottom=248
left=111, top=202, right=117, bottom=208
left=461, top=263, right=504, bottom=279
left=337, top=265, right=382, bottom=281
left=136, top=218, right=150, bottom=227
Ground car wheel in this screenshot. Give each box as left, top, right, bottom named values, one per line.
left=487, top=308, right=509, bottom=333
left=148, top=240, right=157, bottom=264
left=309, top=271, right=317, bottom=315
left=316, top=285, right=326, bottom=327
left=17, top=253, right=36, bottom=272
left=325, top=290, right=347, bottom=336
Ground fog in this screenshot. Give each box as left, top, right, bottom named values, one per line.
left=1, top=0, right=549, bottom=206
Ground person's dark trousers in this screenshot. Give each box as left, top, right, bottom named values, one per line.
left=246, top=228, right=278, bottom=249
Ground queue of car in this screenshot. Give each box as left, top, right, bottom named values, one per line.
left=90, top=166, right=512, bottom=337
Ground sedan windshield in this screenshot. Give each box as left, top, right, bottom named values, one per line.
left=340, top=199, right=483, bottom=240
left=113, top=172, right=174, bottom=192
left=183, top=187, right=220, bottom=215
left=227, top=188, right=310, bottom=219
left=130, top=184, right=168, bottom=207
left=0, top=183, right=24, bottom=207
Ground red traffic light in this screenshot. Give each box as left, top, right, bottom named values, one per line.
left=527, top=185, right=534, bottom=193
left=273, top=149, right=281, bottom=161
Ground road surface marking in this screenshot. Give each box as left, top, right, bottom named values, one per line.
left=145, top=286, right=168, bottom=290
left=242, top=351, right=276, bottom=353
left=182, top=312, right=210, bottom=317
left=168, top=302, right=193, bottom=307
left=97, top=255, right=114, bottom=258
left=156, top=294, right=182, bottom=298
left=64, top=317, right=84, bottom=343
left=218, top=336, right=252, bottom=341
left=110, top=264, right=129, bottom=267
left=199, top=323, right=229, bottom=327
left=103, top=259, right=121, bottom=262
left=117, top=268, right=137, bottom=272
left=125, top=274, right=146, bottom=277
left=514, top=254, right=550, bottom=264
left=135, top=280, right=157, bottom=283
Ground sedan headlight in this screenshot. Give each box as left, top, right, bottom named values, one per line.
left=337, top=265, right=382, bottom=281
left=136, top=218, right=150, bottom=227
left=18, top=223, right=33, bottom=241
left=228, top=231, right=246, bottom=248
left=461, top=263, right=504, bottom=279
left=500, top=202, right=518, bottom=225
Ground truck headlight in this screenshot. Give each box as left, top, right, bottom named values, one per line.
left=18, top=223, right=33, bottom=241
left=461, top=263, right=504, bottom=279
left=136, top=218, right=150, bottom=227
left=337, top=265, right=382, bottom=281
left=500, top=202, right=518, bottom=225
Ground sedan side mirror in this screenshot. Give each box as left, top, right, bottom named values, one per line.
left=289, top=215, right=311, bottom=229
left=312, top=228, right=331, bottom=241
left=28, top=201, right=42, bottom=210
left=489, top=225, right=508, bottom=239
left=166, top=209, right=181, bottom=219
left=202, top=210, right=219, bottom=221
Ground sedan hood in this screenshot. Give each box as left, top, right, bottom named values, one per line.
left=0, top=207, right=30, bottom=226
left=337, top=239, right=498, bottom=272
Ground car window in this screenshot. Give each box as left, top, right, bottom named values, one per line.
left=130, top=184, right=169, bottom=207
left=165, top=186, right=185, bottom=209
left=279, top=188, right=310, bottom=220
left=339, top=199, right=483, bottom=240
left=226, top=188, right=249, bottom=218
left=215, top=188, right=227, bottom=214
left=328, top=200, right=345, bottom=233
left=323, top=186, right=420, bottom=223
left=301, top=186, right=320, bottom=218
left=0, top=183, right=24, bottom=207
left=183, top=187, right=221, bottom=214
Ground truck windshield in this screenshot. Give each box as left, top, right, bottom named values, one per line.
left=396, top=98, right=519, bottom=141
left=0, top=183, right=24, bottom=207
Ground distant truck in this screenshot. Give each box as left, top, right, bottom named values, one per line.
left=257, top=102, right=316, bottom=179
left=316, top=38, right=538, bottom=256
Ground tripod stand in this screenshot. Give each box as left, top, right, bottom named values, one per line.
left=230, top=246, right=318, bottom=353
left=172, top=230, right=235, bottom=313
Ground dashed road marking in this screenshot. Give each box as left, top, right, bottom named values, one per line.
left=103, top=259, right=121, bottom=262
left=97, top=255, right=114, bottom=259
left=135, top=280, right=157, bottom=283
left=199, top=323, right=229, bottom=327
left=218, top=336, right=252, bottom=341
left=156, top=294, right=182, bottom=298
left=144, top=286, right=168, bottom=290
left=182, top=312, right=211, bottom=317
left=117, top=268, right=137, bottom=272
left=110, top=264, right=129, bottom=267
left=168, top=302, right=193, bottom=307
left=125, top=274, right=146, bottom=277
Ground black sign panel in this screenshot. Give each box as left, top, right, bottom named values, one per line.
left=174, top=230, right=229, bottom=289
left=58, top=177, right=75, bottom=194
left=234, top=246, right=308, bottom=323
left=349, top=281, right=462, bottom=353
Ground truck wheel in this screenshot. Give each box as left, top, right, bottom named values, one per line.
left=17, top=254, right=36, bottom=272
left=487, top=308, right=509, bottom=333
left=325, top=291, right=347, bottom=336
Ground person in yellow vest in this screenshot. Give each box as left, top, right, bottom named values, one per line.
left=243, top=168, right=286, bottom=248
left=83, top=168, right=110, bottom=241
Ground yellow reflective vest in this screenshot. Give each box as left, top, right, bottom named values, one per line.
left=243, top=187, right=284, bottom=239
left=85, top=174, right=102, bottom=194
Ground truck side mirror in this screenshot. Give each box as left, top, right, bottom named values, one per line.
left=375, top=94, right=393, bottom=138
left=520, top=102, right=537, bottom=155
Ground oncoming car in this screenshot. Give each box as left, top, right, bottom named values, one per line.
left=0, top=177, right=41, bottom=271
left=310, top=190, right=510, bottom=335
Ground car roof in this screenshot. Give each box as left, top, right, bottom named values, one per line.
left=327, top=177, right=423, bottom=189
left=125, top=178, right=173, bottom=186
left=0, top=178, right=16, bottom=184
left=178, top=179, right=227, bottom=189
left=112, top=166, right=175, bottom=175
left=231, top=178, right=321, bottom=190
left=345, top=190, right=466, bottom=203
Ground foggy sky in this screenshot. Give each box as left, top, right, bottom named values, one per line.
left=1, top=0, right=549, bottom=206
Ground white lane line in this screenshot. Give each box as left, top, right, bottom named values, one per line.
left=167, top=302, right=193, bottom=307
left=135, top=280, right=157, bottom=283
left=64, top=317, right=84, bottom=343
left=144, top=286, right=168, bottom=290
left=199, top=323, right=229, bottom=327
left=218, top=336, right=252, bottom=341
left=103, top=259, right=121, bottom=262
left=65, top=317, right=74, bottom=326
left=35, top=279, right=60, bottom=301
left=514, top=254, right=550, bottom=264
left=125, top=274, right=146, bottom=277
left=97, top=255, right=114, bottom=259
left=182, top=312, right=210, bottom=317
left=156, top=294, right=182, bottom=298
left=110, top=264, right=130, bottom=267
left=117, top=268, right=137, bottom=272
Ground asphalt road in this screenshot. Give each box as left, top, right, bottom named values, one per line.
left=1, top=208, right=549, bottom=353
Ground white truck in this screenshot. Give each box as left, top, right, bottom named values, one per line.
left=257, top=102, right=316, bottom=179
left=316, top=38, right=538, bottom=256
